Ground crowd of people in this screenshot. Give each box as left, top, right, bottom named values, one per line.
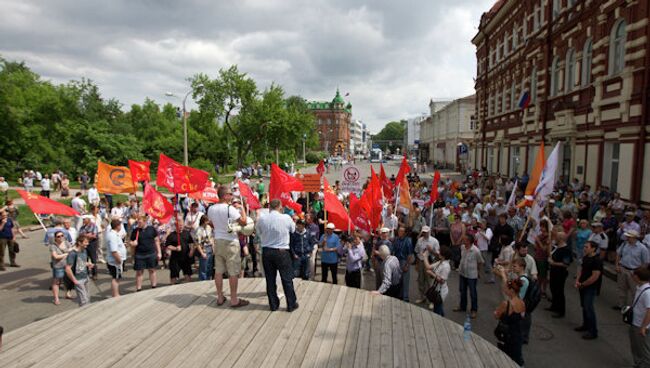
left=3, top=163, right=650, bottom=367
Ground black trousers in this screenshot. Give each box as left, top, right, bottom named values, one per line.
left=549, top=267, right=568, bottom=315
left=262, top=248, right=297, bottom=311
left=345, top=269, right=361, bottom=289
left=386, top=284, right=402, bottom=299
left=86, top=240, right=98, bottom=277
left=321, top=262, right=338, bottom=284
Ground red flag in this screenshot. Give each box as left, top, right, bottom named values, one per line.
left=323, top=177, right=352, bottom=231
left=269, top=163, right=304, bottom=214
left=172, top=165, right=209, bottom=194
left=156, top=153, right=183, bottom=191
left=349, top=193, right=371, bottom=232
left=379, top=164, right=394, bottom=201
left=128, top=160, right=151, bottom=183
left=238, top=180, right=261, bottom=210
left=189, top=186, right=219, bottom=203
left=142, top=185, right=174, bottom=223
left=17, top=190, right=79, bottom=216
left=362, top=167, right=383, bottom=231
left=426, top=170, right=441, bottom=206
left=316, top=160, right=325, bottom=176
left=395, top=155, right=411, bottom=186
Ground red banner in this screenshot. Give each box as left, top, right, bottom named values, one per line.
left=172, top=165, right=209, bottom=194
left=379, top=163, right=394, bottom=202
left=238, top=180, right=261, bottom=210
left=323, top=177, right=352, bottom=231
left=395, top=156, right=411, bottom=186
left=189, top=186, right=219, bottom=203
left=142, top=185, right=174, bottom=223
left=128, top=160, right=151, bottom=183
left=17, top=190, right=79, bottom=216
left=426, top=170, right=441, bottom=206
left=156, top=153, right=183, bottom=191
left=349, top=193, right=371, bottom=232
left=269, top=163, right=304, bottom=214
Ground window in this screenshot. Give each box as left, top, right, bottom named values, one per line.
left=565, top=48, right=576, bottom=92
left=609, top=19, right=627, bottom=75
left=530, top=66, right=538, bottom=103
left=488, top=147, right=495, bottom=174
left=533, top=7, right=540, bottom=31
left=553, top=0, right=561, bottom=20
left=513, top=27, right=518, bottom=48
left=602, top=143, right=620, bottom=192
left=510, top=146, right=521, bottom=177
left=569, top=0, right=577, bottom=6
left=510, top=82, right=516, bottom=110
left=502, top=88, right=507, bottom=112
left=561, top=141, right=572, bottom=180
left=551, top=56, right=561, bottom=96
left=582, top=39, right=593, bottom=86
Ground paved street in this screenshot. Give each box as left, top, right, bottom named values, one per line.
left=0, top=161, right=633, bottom=367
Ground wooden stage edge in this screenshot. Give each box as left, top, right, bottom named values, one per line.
left=1, top=278, right=518, bottom=368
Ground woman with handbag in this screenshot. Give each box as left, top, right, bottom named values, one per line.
left=494, top=278, right=526, bottom=367
left=423, top=246, right=452, bottom=316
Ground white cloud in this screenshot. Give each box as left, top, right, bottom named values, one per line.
left=0, top=0, right=494, bottom=131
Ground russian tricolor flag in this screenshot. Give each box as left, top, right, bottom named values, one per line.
left=518, top=91, right=531, bottom=109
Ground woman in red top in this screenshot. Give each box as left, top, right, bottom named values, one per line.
left=562, top=211, right=576, bottom=251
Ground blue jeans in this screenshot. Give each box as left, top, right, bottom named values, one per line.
left=400, top=261, right=410, bottom=302
left=459, top=276, right=478, bottom=312
left=580, top=286, right=598, bottom=336
left=293, top=255, right=311, bottom=280
left=434, top=302, right=445, bottom=317
left=198, top=253, right=214, bottom=281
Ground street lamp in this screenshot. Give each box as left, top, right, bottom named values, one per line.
left=302, top=133, right=307, bottom=164
left=165, top=84, right=203, bottom=166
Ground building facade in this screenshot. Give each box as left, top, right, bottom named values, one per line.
left=420, top=99, right=452, bottom=165
left=472, top=0, right=650, bottom=204
left=349, top=119, right=368, bottom=156
left=308, top=89, right=352, bottom=156
left=429, top=95, right=476, bottom=170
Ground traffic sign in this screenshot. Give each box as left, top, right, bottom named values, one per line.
left=341, top=165, right=362, bottom=195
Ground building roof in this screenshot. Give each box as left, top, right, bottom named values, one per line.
left=307, top=89, right=352, bottom=113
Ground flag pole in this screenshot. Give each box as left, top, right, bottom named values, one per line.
left=33, top=213, right=47, bottom=232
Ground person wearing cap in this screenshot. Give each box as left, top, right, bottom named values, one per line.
left=319, top=223, right=341, bottom=284
left=619, top=212, right=641, bottom=244
left=588, top=222, right=609, bottom=260
left=545, top=199, right=562, bottom=225
left=289, top=219, right=316, bottom=280
left=493, top=197, right=507, bottom=216
left=616, top=229, right=650, bottom=309
left=414, top=226, right=439, bottom=303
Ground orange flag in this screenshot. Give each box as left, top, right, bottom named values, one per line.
left=525, top=142, right=546, bottom=196
left=398, top=177, right=412, bottom=212
left=96, top=161, right=137, bottom=194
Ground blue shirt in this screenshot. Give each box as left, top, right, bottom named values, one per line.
left=256, top=210, right=295, bottom=249
left=617, top=241, right=650, bottom=269
left=105, top=229, right=127, bottom=266
left=0, top=218, right=13, bottom=239
left=320, top=233, right=341, bottom=264
left=392, top=236, right=413, bottom=263
left=43, top=227, right=72, bottom=245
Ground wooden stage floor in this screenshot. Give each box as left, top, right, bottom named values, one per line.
left=1, top=278, right=517, bottom=367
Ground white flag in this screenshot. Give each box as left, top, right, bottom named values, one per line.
left=507, top=179, right=518, bottom=208
left=527, top=142, right=562, bottom=244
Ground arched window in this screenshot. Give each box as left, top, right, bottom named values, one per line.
left=553, top=0, right=561, bottom=20
left=565, top=48, right=576, bottom=92
left=609, top=19, right=627, bottom=75
left=551, top=56, right=561, bottom=96
left=582, top=39, right=592, bottom=86
left=531, top=66, right=537, bottom=102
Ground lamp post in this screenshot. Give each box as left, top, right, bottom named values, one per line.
left=302, top=133, right=307, bottom=164
left=165, top=84, right=203, bottom=166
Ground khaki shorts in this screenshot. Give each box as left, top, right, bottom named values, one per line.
left=214, top=239, right=241, bottom=277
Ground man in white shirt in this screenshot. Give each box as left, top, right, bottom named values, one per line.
left=0, top=177, right=8, bottom=205
left=184, top=202, right=203, bottom=235
left=256, top=199, right=298, bottom=312
left=71, top=192, right=87, bottom=229
left=476, top=219, right=494, bottom=282
left=87, top=185, right=100, bottom=206
left=207, top=185, right=249, bottom=308
left=40, top=174, right=51, bottom=198
left=629, top=267, right=650, bottom=367
left=414, top=226, right=439, bottom=303
left=105, top=219, right=127, bottom=297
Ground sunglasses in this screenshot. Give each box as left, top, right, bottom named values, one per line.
left=55, top=235, right=64, bottom=238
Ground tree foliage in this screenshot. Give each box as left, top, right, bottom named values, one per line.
left=373, top=121, right=405, bottom=152
left=0, top=58, right=317, bottom=179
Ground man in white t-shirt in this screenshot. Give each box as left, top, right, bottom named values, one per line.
left=87, top=185, right=100, bottom=206
left=184, top=202, right=203, bottom=235
left=207, top=185, right=249, bottom=308
left=476, top=219, right=494, bottom=282
left=629, top=267, right=650, bottom=367
left=71, top=192, right=87, bottom=229
left=40, top=174, right=52, bottom=198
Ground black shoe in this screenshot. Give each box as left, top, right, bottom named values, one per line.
left=582, top=333, right=597, bottom=340
left=551, top=313, right=565, bottom=318
left=574, top=326, right=588, bottom=332
left=287, top=303, right=299, bottom=312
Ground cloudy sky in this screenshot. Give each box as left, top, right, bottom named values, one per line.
left=0, top=0, right=493, bottom=132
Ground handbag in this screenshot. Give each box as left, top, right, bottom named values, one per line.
left=494, top=301, right=511, bottom=341
left=623, top=287, right=650, bottom=325
left=425, top=262, right=443, bottom=305
left=12, top=240, right=19, bottom=253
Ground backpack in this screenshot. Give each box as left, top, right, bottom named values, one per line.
left=521, top=275, right=541, bottom=313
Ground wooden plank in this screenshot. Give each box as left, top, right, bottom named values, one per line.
left=431, top=315, right=462, bottom=368
left=298, top=284, right=344, bottom=368
left=325, top=286, right=357, bottom=368
left=420, top=307, right=444, bottom=368
left=471, top=336, right=502, bottom=368
left=390, top=297, right=406, bottom=368
left=399, top=300, right=418, bottom=368
left=162, top=279, right=265, bottom=368
left=365, top=294, right=383, bottom=368
left=281, top=283, right=335, bottom=367
left=409, top=304, right=432, bottom=368
left=340, top=290, right=364, bottom=367
left=260, top=281, right=326, bottom=368
left=352, top=291, right=373, bottom=368
left=438, top=316, right=476, bottom=368
left=5, top=285, right=176, bottom=368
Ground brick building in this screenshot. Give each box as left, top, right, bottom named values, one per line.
left=307, top=89, right=352, bottom=156
left=472, top=0, right=650, bottom=204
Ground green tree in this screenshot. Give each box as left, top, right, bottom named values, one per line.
left=373, top=121, right=405, bottom=153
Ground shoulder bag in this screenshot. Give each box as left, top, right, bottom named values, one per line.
left=623, top=287, right=650, bottom=325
